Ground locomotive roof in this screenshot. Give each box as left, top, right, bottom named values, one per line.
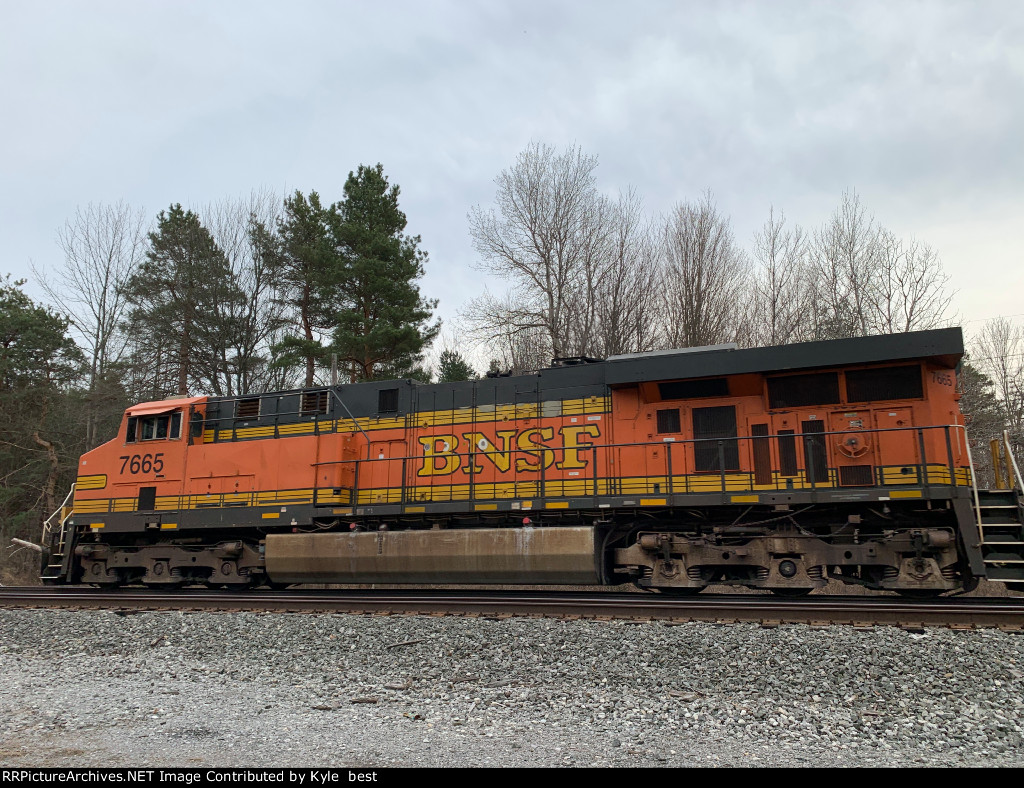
left=197, top=327, right=964, bottom=420
left=601, top=326, right=963, bottom=386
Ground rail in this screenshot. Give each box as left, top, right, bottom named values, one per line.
left=328, top=422, right=972, bottom=504
left=2, top=587, right=1023, bottom=629
left=1003, top=429, right=1023, bottom=493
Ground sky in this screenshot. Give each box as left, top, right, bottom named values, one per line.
left=2, top=0, right=1022, bottom=357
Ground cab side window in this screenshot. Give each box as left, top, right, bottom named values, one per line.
left=138, top=412, right=183, bottom=441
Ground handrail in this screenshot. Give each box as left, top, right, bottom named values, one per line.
left=1004, top=429, right=1023, bottom=494
left=327, top=389, right=372, bottom=460
left=77, top=424, right=978, bottom=514
left=41, top=484, right=75, bottom=545
left=960, top=427, right=984, bottom=534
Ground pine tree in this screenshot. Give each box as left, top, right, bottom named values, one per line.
left=124, top=204, right=243, bottom=397
left=436, top=349, right=476, bottom=382
left=329, top=165, right=439, bottom=381
left=267, top=191, right=340, bottom=388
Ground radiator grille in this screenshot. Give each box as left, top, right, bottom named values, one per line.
left=838, top=465, right=874, bottom=487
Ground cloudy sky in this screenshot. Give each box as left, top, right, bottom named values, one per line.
left=2, top=0, right=1021, bottom=349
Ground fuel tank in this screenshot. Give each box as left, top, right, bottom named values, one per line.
left=264, top=526, right=600, bottom=584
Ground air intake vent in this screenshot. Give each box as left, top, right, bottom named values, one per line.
left=656, top=408, right=681, bottom=434
left=845, top=365, right=923, bottom=402
left=236, top=397, right=260, bottom=419
left=838, top=465, right=874, bottom=487
left=301, top=391, right=328, bottom=415
left=378, top=388, right=399, bottom=414
left=659, top=378, right=729, bottom=400
left=767, top=372, right=840, bottom=408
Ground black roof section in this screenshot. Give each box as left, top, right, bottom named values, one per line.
left=203, top=328, right=964, bottom=420
left=603, top=327, right=964, bottom=386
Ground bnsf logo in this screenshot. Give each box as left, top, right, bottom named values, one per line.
left=417, top=425, right=601, bottom=477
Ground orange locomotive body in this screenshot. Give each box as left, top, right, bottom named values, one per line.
left=46, top=327, right=1010, bottom=595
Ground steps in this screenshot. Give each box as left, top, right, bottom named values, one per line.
left=978, top=489, right=1024, bottom=587
left=39, top=488, right=75, bottom=583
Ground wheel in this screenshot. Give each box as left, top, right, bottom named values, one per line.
left=770, top=587, right=814, bottom=597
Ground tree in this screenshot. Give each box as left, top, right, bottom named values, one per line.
left=34, top=201, right=146, bottom=447
left=958, top=355, right=1007, bottom=486
left=868, top=231, right=953, bottom=334
left=202, top=190, right=292, bottom=394
left=436, top=349, right=477, bottom=382
left=269, top=190, right=340, bottom=388
left=592, top=189, right=662, bottom=357
left=468, top=142, right=612, bottom=361
left=972, top=318, right=1024, bottom=467
left=808, top=191, right=953, bottom=340
left=464, top=290, right=553, bottom=372
left=0, top=277, right=85, bottom=582
left=808, top=190, right=878, bottom=339
left=742, top=207, right=813, bottom=347
left=123, top=204, right=244, bottom=397
left=329, top=164, right=439, bottom=381
left=660, top=191, right=747, bottom=348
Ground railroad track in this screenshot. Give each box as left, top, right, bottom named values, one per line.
left=2, top=586, right=1024, bottom=629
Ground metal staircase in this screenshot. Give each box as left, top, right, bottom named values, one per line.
left=39, top=485, right=75, bottom=583
left=979, top=433, right=1024, bottom=589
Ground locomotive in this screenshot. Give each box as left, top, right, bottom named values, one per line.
left=39, top=327, right=1024, bottom=596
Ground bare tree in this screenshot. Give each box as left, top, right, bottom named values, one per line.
left=660, top=191, right=747, bottom=348
left=463, top=290, right=553, bottom=372
left=592, top=189, right=662, bottom=357
left=867, top=231, right=954, bottom=334
left=742, top=207, right=813, bottom=347
left=468, top=142, right=612, bottom=360
left=35, top=201, right=147, bottom=446
left=807, top=190, right=954, bottom=340
left=973, top=318, right=1024, bottom=460
left=808, top=190, right=879, bottom=339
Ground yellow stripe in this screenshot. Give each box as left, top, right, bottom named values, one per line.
left=474, top=503, right=498, bottom=511
left=89, top=522, right=104, bottom=529
left=160, top=523, right=178, bottom=530
left=68, top=464, right=965, bottom=517
left=404, top=506, right=425, bottom=513
left=234, top=426, right=276, bottom=438
left=75, top=474, right=108, bottom=490
left=261, top=512, right=281, bottom=519
left=545, top=501, right=569, bottom=509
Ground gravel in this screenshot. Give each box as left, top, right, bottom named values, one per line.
left=1, top=608, right=1023, bottom=767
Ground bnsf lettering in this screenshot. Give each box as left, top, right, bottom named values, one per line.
left=416, top=425, right=601, bottom=477
left=118, top=453, right=165, bottom=475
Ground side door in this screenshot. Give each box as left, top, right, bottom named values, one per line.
left=874, top=407, right=919, bottom=484
left=366, top=439, right=408, bottom=504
